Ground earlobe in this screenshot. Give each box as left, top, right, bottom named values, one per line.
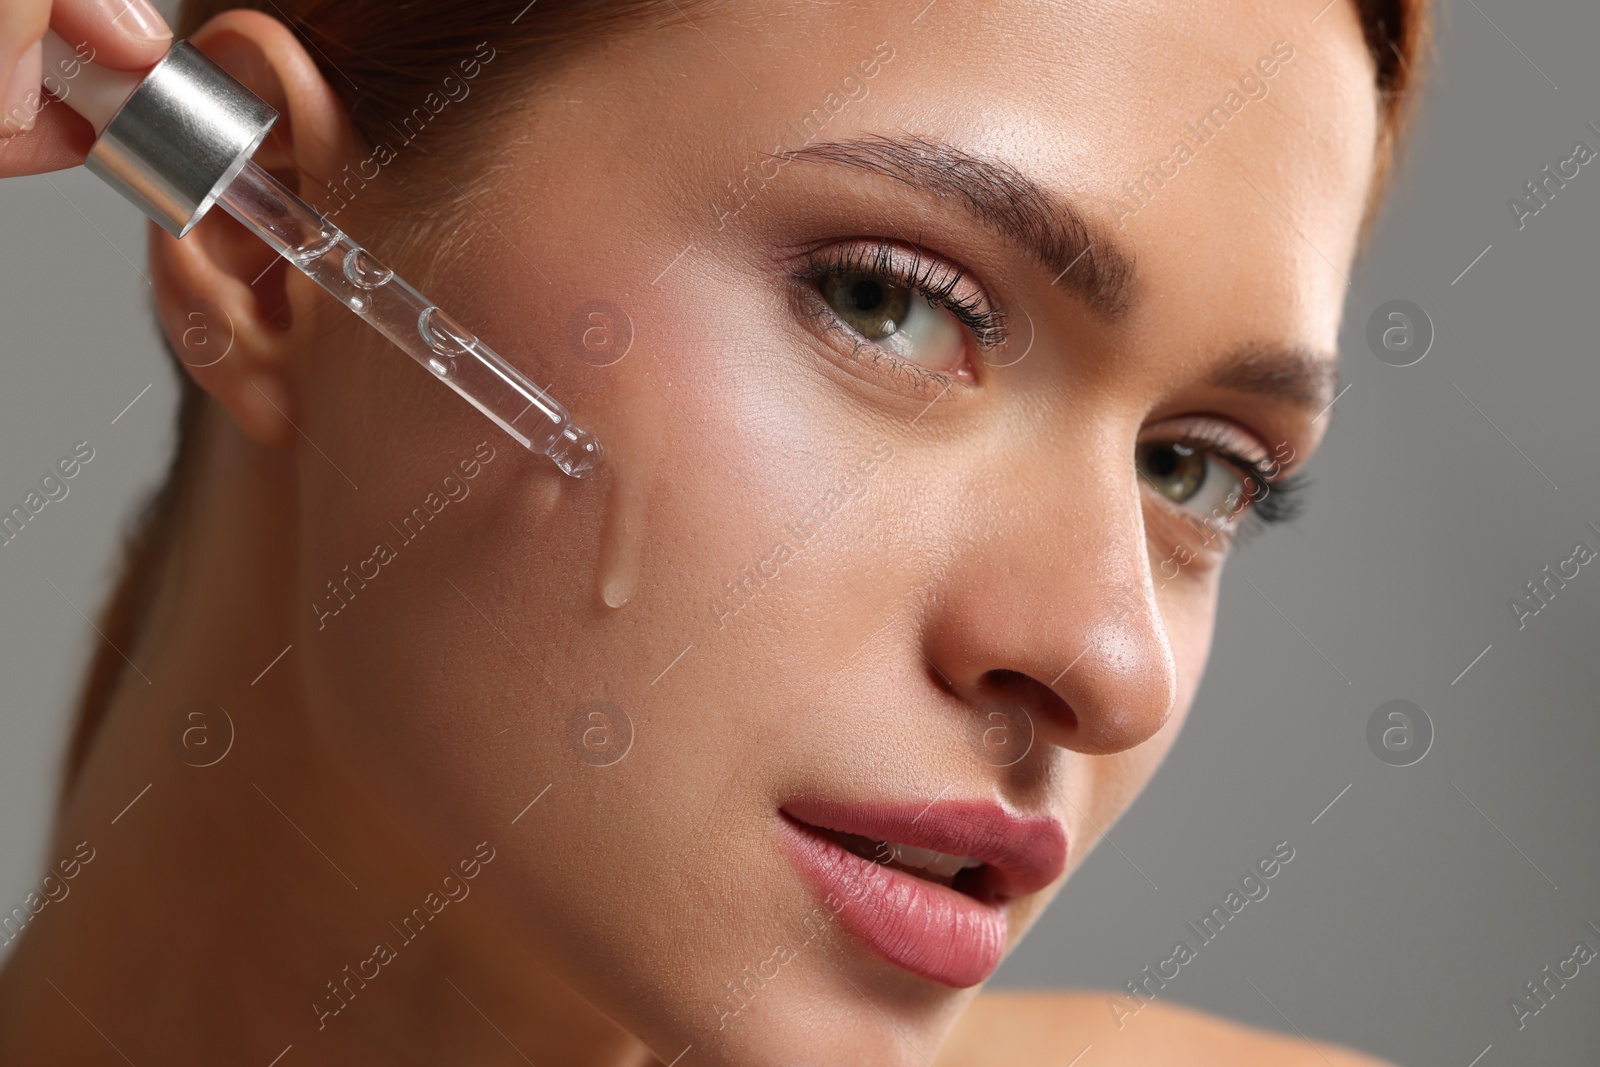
left=146, top=9, right=363, bottom=451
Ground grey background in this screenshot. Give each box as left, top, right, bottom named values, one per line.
left=2, top=1, right=1597, bottom=1063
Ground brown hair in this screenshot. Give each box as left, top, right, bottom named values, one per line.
left=59, top=0, right=1434, bottom=801
left=1357, top=0, right=1432, bottom=216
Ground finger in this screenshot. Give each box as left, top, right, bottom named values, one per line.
left=1, top=40, right=44, bottom=136
left=0, top=0, right=50, bottom=135
left=0, top=97, right=95, bottom=177
left=50, top=0, right=172, bottom=72
left=0, top=0, right=51, bottom=51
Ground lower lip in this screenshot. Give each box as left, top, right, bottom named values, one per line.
left=777, top=813, right=1008, bottom=988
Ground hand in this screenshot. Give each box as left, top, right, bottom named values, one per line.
left=1, top=0, right=172, bottom=176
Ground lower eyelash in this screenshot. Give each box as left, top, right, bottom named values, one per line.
left=792, top=288, right=958, bottom=397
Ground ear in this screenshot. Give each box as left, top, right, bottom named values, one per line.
left=149, top=10, right=364, bottom=449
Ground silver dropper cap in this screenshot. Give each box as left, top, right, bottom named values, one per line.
left=84, top=41, right=278, bottom=239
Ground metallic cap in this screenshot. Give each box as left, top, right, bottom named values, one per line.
left=84, top=42, right=278, bottom=239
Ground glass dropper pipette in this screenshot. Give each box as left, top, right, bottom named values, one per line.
left=213, top=160, right=602, bottom=476
left=36, top=30, right=602, bottom=478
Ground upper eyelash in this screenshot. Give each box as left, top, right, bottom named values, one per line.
left=1207, top=448, right=1306, bottom=534
left=791, top=239, right=1009, bottom=348
left=1228, top=462, right=1306, bottom=530
left=1235, top=470, right=1299, bottom=531
left=1150, top=425, right=1307, bottom=541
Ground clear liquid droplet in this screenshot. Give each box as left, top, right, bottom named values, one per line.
left=595, top=376, right=661, bottom=611
left=601, top=577, right=632, bottom=609
left=549, top=425, right=602, bottom=479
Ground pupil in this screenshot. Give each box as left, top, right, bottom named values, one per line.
left=848, top=279, right=883, bottom=311
left=817, top=272, right=911, bottom=342
left=1138, top=442, right=1205, bottom=503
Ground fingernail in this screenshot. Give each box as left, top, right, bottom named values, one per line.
left=107, top=0, right=174, bottom=44
left=2, top=40, right=43, bottom=135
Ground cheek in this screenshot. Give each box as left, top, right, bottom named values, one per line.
left=288, top=241, right=926, bottom=1025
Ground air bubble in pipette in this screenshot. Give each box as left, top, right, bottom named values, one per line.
left=215, top=159, right=601, bottom=477
left=343, top=247, right=394, bottom=290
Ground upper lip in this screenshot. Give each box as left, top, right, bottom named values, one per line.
left=780, top=796, right=1067, bottom=901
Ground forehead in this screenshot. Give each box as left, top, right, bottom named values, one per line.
left=538, top=0, right=1378, bottom=343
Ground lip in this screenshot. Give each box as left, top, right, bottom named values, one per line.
left=777, top=797, right=1067, bottom=987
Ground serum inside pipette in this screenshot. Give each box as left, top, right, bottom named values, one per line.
left=216, top=159, right=601, bottom=477
left=33, top=30, right=599, bottom=477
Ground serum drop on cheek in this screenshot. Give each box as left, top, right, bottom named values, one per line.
left=593, top=371, right=666, bottom=609
left=598, top=497, right=644, bottom=609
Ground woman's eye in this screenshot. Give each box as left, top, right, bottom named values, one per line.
left=816, top=271, right=967, bottom=375
left=1136, top=441, right=1251, bottom=522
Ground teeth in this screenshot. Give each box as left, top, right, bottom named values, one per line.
left=881, top=841, right=983, bottom=878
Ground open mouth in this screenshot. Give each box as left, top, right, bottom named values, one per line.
left=813, top=826, right=988, bottom=895
left=776, top=799, right=1067, bottom=988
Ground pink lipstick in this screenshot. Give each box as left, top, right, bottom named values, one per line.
left=778, top=797, right=1067, bottom=987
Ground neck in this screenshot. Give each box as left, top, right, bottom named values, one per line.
left=0, top=402, right=653, bottom=1067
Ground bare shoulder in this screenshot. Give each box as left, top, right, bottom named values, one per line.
left=937, top=991, right=1398, bottom=1067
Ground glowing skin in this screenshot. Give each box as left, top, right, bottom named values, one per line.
left=0, top=1, right=1390, bottom=1065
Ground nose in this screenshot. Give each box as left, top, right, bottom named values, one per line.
left=922, top=518, right=1179, bottom=758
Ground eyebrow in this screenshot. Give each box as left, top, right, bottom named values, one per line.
left=784, top=133, right=1136, bottom=319
left=1206, top=343, right=1339, bottom=412
left=784, top=134, right=1337, bottom=413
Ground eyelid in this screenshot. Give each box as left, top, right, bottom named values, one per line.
left=1142, top=416, right=1276, bottom=475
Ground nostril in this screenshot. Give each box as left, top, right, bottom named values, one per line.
left=984, top=669, right=1077, bottom=731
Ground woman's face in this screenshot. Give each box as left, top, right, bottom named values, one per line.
left=287, top=0, right=1376, bottom=1061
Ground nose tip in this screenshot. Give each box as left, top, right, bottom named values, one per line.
left=1049, top=613, right=1178, bottom=754
left=971, top=604, right=1178, bottom=759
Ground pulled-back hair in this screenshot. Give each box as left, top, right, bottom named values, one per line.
left=59, top=0, right=1433, bottom=801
